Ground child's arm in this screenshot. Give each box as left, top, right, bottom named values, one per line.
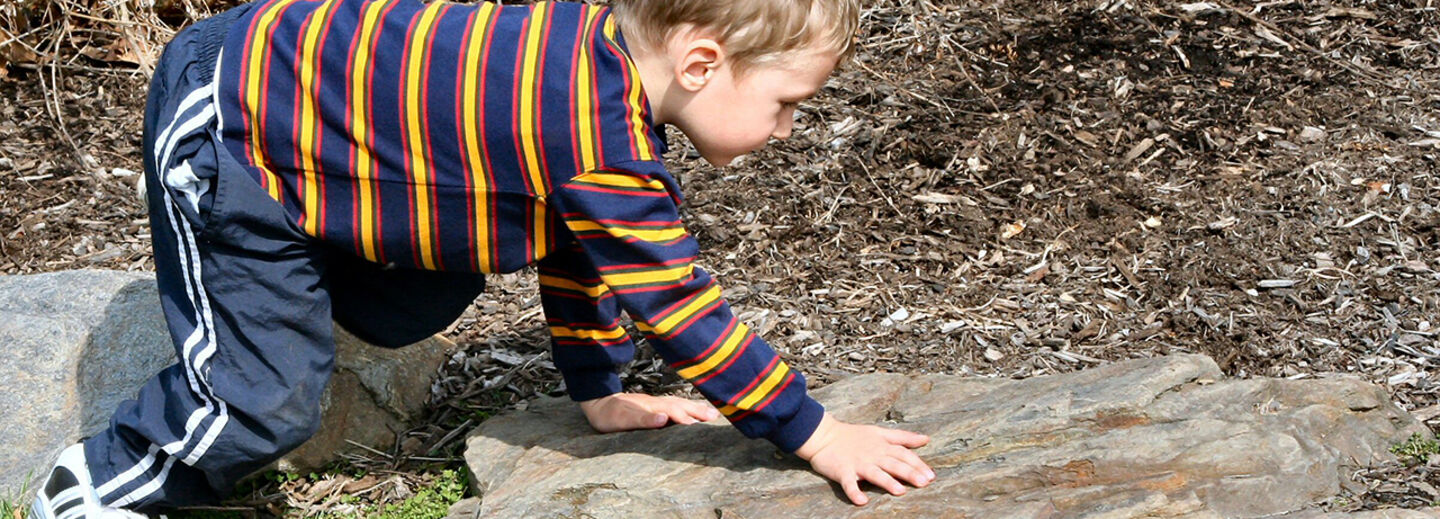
left=549, top=163, right=934, bottom=505
left=547, top=162, right=824, bottom=452
left=536, top=243, right=635, bottom=401
left=538, top=244, right=719, bottom=431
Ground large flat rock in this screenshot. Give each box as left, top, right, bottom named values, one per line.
left=0, top=270, right=452, bottom=501
left=458, top=354, right=1432, bottom=518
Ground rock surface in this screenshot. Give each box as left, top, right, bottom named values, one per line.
left=457, top=354, right=1432, bottom=518
left=0, top=269, right=452, bottom=500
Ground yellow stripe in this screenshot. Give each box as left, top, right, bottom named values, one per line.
left=533, top=201, right=550, bottom=261
left=296, top=0, right=335, bottom=235
left=575, top=6, right=600, bottom=172
left=549, top=325, right=628, bottom=341
left=604, top=16, right=654, bottom=161
left=574, top=172, right=665, bottom=191
left=676, top=322, right=750, bottom=380
left=244, top=0, right=297, bottom=202
left=461, top=2, right=496, bottom=271
left=567, top=220, right=686, bottom=243
left=602, top=263, right=692, bottom=289
left=350, top=0, right=386, bottom=262
left=519, top=4, right=551, bottom=261
left=635, top=284, right=719, bottom=335
left=538, top=274, right=611, bottom=297
left=404, top=2, right=446, bottom=270
left=734, top=363, right=792, bottom=410
left=518, top=3, right=547, bottom=192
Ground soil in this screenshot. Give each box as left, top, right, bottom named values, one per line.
left=3, top=0, right=1440, bottom=514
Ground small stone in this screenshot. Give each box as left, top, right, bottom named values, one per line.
left=1257, top=279, right=1296, bottom=289
left=1298, top=126, right=1326, bottom=143
left=984, top=348, right=1005, bottom=362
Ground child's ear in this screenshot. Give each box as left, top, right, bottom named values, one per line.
left=675, top=38, right=723, bottom=92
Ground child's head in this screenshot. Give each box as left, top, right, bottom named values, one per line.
left=612, top=0, right=860, bottom=76
left=614, top=0, right=861, bottom=167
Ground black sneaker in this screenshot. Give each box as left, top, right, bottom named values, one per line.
left=30, top=444, right=149, bottom=519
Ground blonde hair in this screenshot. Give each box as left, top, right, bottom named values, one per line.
left=611, top=0, right=860, bottom=74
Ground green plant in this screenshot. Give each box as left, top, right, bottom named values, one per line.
left=2, top=497, right=25, bottom=519
left=369, top=469, right=468, bottom=519
left=1390, top=432, right=1440, bottom=464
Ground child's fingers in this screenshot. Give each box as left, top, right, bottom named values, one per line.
left=879, top=456, right=931, bottom=488
left=660, top=406, right=698, bottom=425
left=840, top=475, right=868, bottom=506
left=860, top=466, right=907, bottom=497
left=887, top=444, right=935, bottom=479
left=680, top=398, right=721, bottom=421
left=880, top=427, right=930, bottom=448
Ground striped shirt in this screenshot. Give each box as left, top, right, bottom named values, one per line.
left=214, top=0, right=824, bottom=451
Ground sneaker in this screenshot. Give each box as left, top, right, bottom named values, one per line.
left=30, top=444, right=149, bottom=519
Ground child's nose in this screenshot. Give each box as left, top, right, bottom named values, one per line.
left=771, top=121, right=792, bottom=140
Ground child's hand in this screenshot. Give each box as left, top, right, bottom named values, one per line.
left=794, top=413, right=934, bottom=506
left=578, top=393, right=722, bottom=433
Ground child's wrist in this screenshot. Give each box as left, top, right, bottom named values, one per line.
left=793, top=412, right=837, bottom=461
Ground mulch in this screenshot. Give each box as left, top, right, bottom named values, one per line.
left=3, top=0, right=1439, bottom=515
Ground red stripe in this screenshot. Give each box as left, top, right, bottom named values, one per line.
left=235, top=0, right=269, bottom=179
left=594, top=255, right=693, bottom=273
left=587, top=11, right=605, bottom=162
left=674, top=319, right=738, bottom=370
left=726, top=356, right=781, bottom=407
left=531, top=5, right=554, bottom=193
left=694, top=333, right=754, bottom=386
left=598, top=31, right=640, bottom=159
left=539, top=289, right=615, bottom=302
left=455, top=9, right=478, bottom=270
left=477, top=9, right=501, bottom=272
left=422, top=4, right=451, bottom=269
left=561, top=184, right=669, bottom=198
left=730, top=372, right=794, bottom=420
left=312, top=2, right=340, bottom=238
left=399, top=8, right=424, bottom=268
left=288, top=9, right=309, bottom=228
left=566, top=7, right=585, bottom=174
left=366, top=0, right=401, bottom=264
left=343, top=1, right=366, bottom=256
left=657, top=297, right=722, bottom=340
left=255, top=2, right=297, bottom=203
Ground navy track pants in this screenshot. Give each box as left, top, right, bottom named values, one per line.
left=82, top=6, right=486, bottom=510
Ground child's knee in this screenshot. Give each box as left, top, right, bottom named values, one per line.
left=218, top=376, right=327, bottom=451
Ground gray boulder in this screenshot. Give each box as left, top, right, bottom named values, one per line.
left=0, top=269, right=452, bottom=501
left=457, top=354, right=1432, bottom=518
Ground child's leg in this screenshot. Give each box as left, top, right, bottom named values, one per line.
left=77, top=7, right=335, bottom=510
left=325, top=250, right=486, bottom=348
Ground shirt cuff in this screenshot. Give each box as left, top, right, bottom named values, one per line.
left=561, top=369, right=623, bottom=402
left=767, top=396, right=826, bottom=453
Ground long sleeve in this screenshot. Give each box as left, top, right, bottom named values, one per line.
left=546, top=160, right=825, bottom=453
left=538, top=242, right=636, bottom=402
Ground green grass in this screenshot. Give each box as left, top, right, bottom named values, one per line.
left=1390, top=432, right=1440, bottom=464
left=2, top=498, right=24, bottom=519
left=367, top=469, right=467, bottom=519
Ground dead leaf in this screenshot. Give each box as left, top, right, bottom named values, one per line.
left=1001, top=221, right=1026, bottom=240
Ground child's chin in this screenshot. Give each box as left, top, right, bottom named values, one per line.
left=704, top=154, right=747, bottom=168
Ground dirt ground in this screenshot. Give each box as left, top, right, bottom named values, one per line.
left=3, top=0, right=1440, bottom=514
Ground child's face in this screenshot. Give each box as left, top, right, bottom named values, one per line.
left=683, top=49, right=838, bottom=167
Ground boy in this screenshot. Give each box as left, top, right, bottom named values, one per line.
left=32, top=0, right=934, bottom=515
